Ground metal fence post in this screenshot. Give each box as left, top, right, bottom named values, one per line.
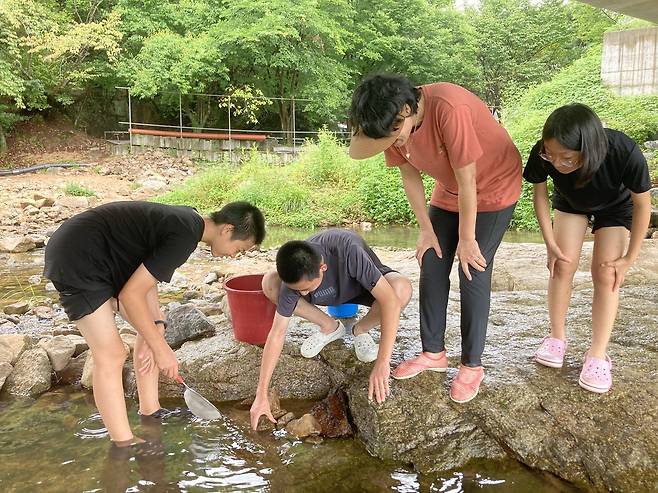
left=292, top=97, right=296, bottom=153
left=128, top=88, right=133, bottom=153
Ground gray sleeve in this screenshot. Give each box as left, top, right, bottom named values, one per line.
left=277, top=284, right=300, bottom=317
left=346, top=245, right=382, bottom=292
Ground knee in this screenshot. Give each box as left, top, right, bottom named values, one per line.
left=553, top=259, right=578, bottom=279
left=93, top=344, right=128, bottom=369
left=591, top=264, right=616, bottom=291
left=393, top=277, right=413, bottom=308
left=262, top=270, right=281, bottom=303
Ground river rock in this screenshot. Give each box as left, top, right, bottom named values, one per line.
left=54, top=196, right=89, bottom=208
left=3, top=301, right=30, bottom=315
left=326, top=242, right=658, bottom=493
left=195, top=302, right=223, bottom=317
left=0, top=334, right=30, bottom=365
left=203, top=272, right=218, bottom=284
left=3, top=347, right=52, bottom=396
left=67, top=335, right=88, bottom=356
left=0, top=236, right=36, bottom=253
left=28, top=275, right=42, bottom=285
left=276, top=412, right=295, bottom=430
left=33, top=306, right=54, bottom=319
left=158, top=324, right=332, bottom=401
left=42, top=335, right=76, bottom=371
left=56, top=350, right=87, bottom=385
left=120, top=333, right=136, bottom=353
left=0, top=362, right=13, bottom=390
left=285, top=413, right=321, bottom=438
left=33, top=193, right=55, bottom=206
left=80, top=352, right=94, bottom=389
left=164, top=304, right=215, bottom=349
left=310, top=389, right=353, bottom=438
left=219, top=296, right=231, bottom=321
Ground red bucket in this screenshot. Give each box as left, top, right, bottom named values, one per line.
left=224, top=274, right=276, bottom=345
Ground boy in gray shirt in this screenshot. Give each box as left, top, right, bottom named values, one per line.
left=250, top=229, right=412, bottom=429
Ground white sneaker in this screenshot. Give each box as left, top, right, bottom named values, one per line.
left=300, top=321, right=346, bottom=358
left=353, top=331, right=379, bottom=363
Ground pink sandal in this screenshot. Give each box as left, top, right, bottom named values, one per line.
left=579, top=352, right=612, bottom=393
left=450, top=365, right=484, bottom=404
left=535, top=336, right=566, bottom=368
left=392, top=352, right=448, bottom=380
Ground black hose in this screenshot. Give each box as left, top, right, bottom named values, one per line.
left=0, top=163, right=92, bottom=176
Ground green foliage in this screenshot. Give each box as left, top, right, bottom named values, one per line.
left=156, top=130, right=433, bottom=227
left=64, top=182, right=97, bottom=197
left=505, top=45, right=658, bottom=159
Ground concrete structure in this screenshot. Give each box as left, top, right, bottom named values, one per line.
left=580, top=1, right=658, bottom=24
left=601, top=26, right=658, bottom=96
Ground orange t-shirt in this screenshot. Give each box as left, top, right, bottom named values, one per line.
left=384, top=83, right=521, bottom=212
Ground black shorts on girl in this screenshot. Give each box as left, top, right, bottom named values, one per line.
left=553, top=192, right=633, bottom=232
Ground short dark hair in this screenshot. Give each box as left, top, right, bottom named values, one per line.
left=210, top=202, right=265, bottom=244
left=276, top=240, right=321, bottom=284
left=349, top=73, right=421, bottom=139
left=542, top=103, right=608, bottom=187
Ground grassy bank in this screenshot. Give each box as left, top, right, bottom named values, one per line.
left=156, top=131, right=434, bottom=228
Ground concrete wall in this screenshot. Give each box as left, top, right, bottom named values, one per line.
left=109, top=134, right=299, bottom=163
left=602, top=27, right=658, bottom=96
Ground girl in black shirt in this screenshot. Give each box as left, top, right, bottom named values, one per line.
left=523, top=103, right=651, bottom=393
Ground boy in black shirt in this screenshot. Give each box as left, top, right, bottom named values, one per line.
left=44, top=200, right=265, bottom=446
left=249, top=229, right=412, bottom=429
left=523, top=104, right=651, bottom=393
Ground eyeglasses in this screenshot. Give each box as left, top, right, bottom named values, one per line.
left=539, top=147, right=579, bottom=168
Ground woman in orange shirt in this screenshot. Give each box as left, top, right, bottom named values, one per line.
left=349, top=73, right=521, bottom=403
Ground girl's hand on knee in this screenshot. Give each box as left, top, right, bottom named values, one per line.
left=602, top=255, right=631, bottom=291
left=546, top=243, right=571, bottom=278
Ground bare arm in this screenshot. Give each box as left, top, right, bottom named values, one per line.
left=532, top=182, right=556, bottom=246
left=367, top=275, right=401, bottom=404
left=399, top=162, right=442, bottom=263
left=118, top=264, right=178, bottom=378
left=250, top=313, right=290, bottom=429
left=625, top=190, right=651, bottom=263
left=453, top=162, right=486, bottom=279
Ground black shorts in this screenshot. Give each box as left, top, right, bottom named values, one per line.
left=52, top=281, right=115, bottom=322
left=344, top=265, right=397, bottom=307
left=553, top=195, right=633, bottom=232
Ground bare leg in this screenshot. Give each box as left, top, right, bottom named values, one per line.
left=353, top=272, right=412, bottom=336
left=114, top=288, right=164, bottom=416
left=548, top=211, right=588, bottom=341
left=589, top=227, right=628, bottom=359
left=262, top=269, right=337, bottom=333
left=76, top=300, right=133, bottom=443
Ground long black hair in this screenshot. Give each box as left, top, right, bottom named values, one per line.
left=542, top=103, right=608, bottom=187
left=349, top=73, right=421, bottom=139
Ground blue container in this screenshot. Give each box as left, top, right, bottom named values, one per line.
left=327, top=303, right=359, bottom=318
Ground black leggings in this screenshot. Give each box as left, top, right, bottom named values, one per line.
left=419, top=203, right=516, bottom=366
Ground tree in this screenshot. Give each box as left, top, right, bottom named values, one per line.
left=468, top=0, right=581, bottom=107
left=214, top=0, right=354, bottom=142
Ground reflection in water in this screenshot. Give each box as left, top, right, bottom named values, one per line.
left=0, top=390, right=580, bottom=493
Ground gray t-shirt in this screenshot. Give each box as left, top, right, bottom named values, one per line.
left=277, top=229, right=386, bottom=317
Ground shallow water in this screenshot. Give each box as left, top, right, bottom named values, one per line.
left=0, top=389, right=579, bottom=493
left=262, top=226, right=547, bottom=249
